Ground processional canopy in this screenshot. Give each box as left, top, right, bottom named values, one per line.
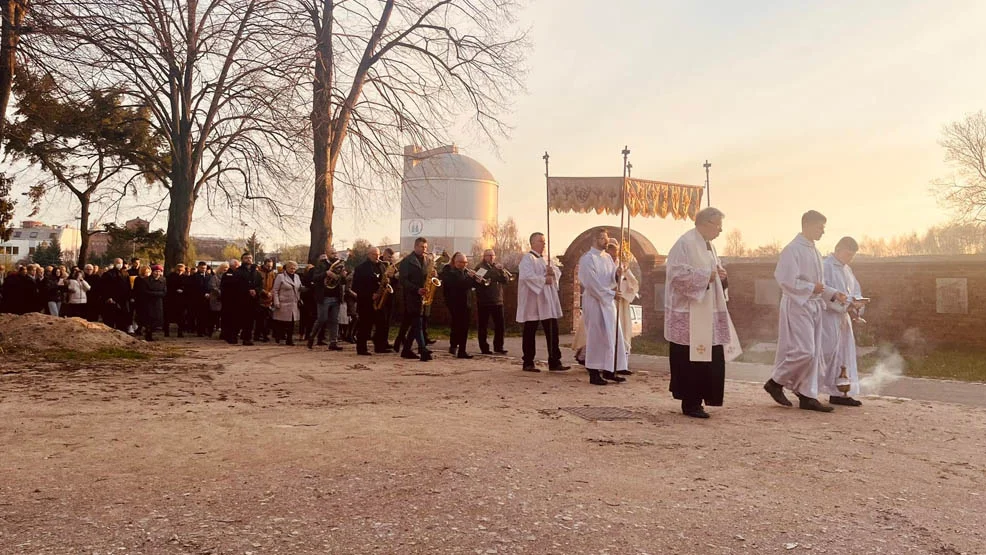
left=547, top=177, right=704, bottom=220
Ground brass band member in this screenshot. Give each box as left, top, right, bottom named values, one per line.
left=308, top=248, right=347, bottom=351
left=374, top=248, right=398, bottom=351
left=352, top=247, right=383, bottom=355
left=474, top=249, right=510, bottom=355
left=397, top=237, right=432, bottom=361
left=440, top=252, right=484, bottom=358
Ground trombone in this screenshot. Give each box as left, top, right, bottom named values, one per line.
left=495, top=263, right=515, bottom=282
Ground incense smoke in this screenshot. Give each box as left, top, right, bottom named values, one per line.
left=858, top=328, right=920, bottom=395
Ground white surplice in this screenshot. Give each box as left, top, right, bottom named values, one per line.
left=572, top=261, right=638, bottom=360
left=578, top=247, right=627, bottom=372
left=770, top=234, right=840, bottom=399
left=819, top=254, right=863, bottom=396
left=516, top=251, right=563, bottom=323
left=663, top=228, right=741, bottom=361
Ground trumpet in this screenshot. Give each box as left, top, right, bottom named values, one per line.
left=495, top=263, right=515, bottom=282
left=465, top=267, right=490, bottom=285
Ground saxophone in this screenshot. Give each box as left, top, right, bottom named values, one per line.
left=421, top=250, right=450, bottom=313
left=373, top=259, right=398, bottom=311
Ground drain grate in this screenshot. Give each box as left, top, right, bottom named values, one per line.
left=559, top=406, right=642, bottom=421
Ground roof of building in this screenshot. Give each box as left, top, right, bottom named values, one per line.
left=404, top=151, right=496, bottom=183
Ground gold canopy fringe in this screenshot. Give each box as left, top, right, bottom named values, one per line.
left=547, top=177, right=704, bottom=220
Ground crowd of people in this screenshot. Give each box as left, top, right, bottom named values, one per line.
left=1, top=207, right=867, bottom=421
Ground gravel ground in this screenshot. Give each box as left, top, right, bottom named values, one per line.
left=1, top=339, right=983, bottom=554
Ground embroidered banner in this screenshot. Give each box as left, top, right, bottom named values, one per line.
left=547, top=177, right=704, bottom=220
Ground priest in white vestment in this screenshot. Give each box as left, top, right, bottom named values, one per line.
left=664, top=208, right=741, bottom=418
left=764, top=210, right=846, bottom=412
left=516, top=232, right=569, bottom=372
left=820, top=236, right=866, bottom=406
left=578, top=228, right=628, bottom=385
left=571, top=238, right=639, bottom=371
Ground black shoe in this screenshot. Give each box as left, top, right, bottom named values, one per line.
left=588, top=369, right=607, bottom=386
left=242, top=340, right=254, bottom=346
left=797, top=395, right=835, bottom=413
left=357, top=350, right=372, bottom=356
left=393, top=339, right=402, bottom=353
left=286, top=340, right=295, bottom=346
left=616, top=369, right=633, bottom=376
left=457, top=352, right=474, bottom=359
left=316, top=341, right=327, bottom=346
left=328, top=343, right=343, bottom=351
left=448, top=346, right=456, bottom=355
left=420, top=352, right=432, bottom=362
left=374, top=348, right=391, bottom=354
left=494, top=349, right=508, bottom=355
left=602, top=370, right=626, bottom=383
left=522, top=364, right=540, bottom=373
left=422, top=348, right=433, bottom=356
left=480, top=349, right=493, bottom=355
left=764, top=379, right=793, bottom=407
left=829, top=396, right=862, bottom=407
left=683, top=408, right=710, bottom=419
left=307, top=337, right=314, bottom=349
left=177, top=331, right=184, bottom=338
left=400, top=351, right=419, bottom=359
left=549, top=364, right=571, bottom=372
left=225, top=338, right=238, bottom=345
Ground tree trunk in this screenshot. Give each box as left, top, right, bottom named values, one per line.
left=308, top=6, right=334, bottom=265
left=0, top=0, right=25, bottom=145
left=165, top=150, right=196, bottom=268
left=77, top=191, right=91, bottom=266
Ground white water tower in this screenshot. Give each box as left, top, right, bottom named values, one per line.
left=400, top=145, right=498, bottom=256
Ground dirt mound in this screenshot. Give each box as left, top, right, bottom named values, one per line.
left=0, top=312, right=145, bottom=353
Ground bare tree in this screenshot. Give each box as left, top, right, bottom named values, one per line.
left=288, top=0, right=526, bottom=263
left=721, top=229, right=747, bottom=257
left=34, top=0, right=307, bottom=268
left=935, top=110, right=986, bottom=223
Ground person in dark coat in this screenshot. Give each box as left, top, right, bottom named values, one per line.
left=474, top=249, right=510, bottom=355
left=83, top=264, right=102, bottom=322
left=100, top=258, right=132, bottom=331
left=233, top=252, right=263, bottom=346
left=188, top=261, right=212, bottom=336
left=397, top=237, right=431, bottom=361
left=441, top=252, right=481, bottom=359
left=135, top=264, right=167, bottom=341
left=1, top=266, right=30, bottom=314
left=351, top=247, right=384, bottom=355
left=165, top=264, right=187, bottom=337
left=219, top=259, right=241, bottom=343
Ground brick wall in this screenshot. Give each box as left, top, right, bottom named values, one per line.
left=646, top=255, right=986, bottom=348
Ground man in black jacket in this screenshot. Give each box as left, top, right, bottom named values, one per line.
left=351, top=247, right=384, bottom=355
left=189, top=261, right=212, bottom=336
left=474, top=249, right=509, bottom=355
left=83, top=264, right=101, bottom=322
left=164, top=264, right=187, bottom=337
left=233, top=252, right=263, bottom=346
left=441, top=252, right=482, bottom=359
left=101, top=258, right=132, bottom=331
left=219, top=259, right=241, bottom=343
left=397, top=237, right=431, bottom=361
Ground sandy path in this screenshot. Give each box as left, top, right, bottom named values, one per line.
left=1, top=340, right=983, bottom=554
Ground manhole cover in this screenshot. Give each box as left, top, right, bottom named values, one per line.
left=559, top=406, right=642, bottom=421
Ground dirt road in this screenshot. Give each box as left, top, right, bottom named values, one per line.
left=2, top=340, right=983, bottom=554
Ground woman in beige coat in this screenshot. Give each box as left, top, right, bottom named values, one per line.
left=272, top=261, right=303, bottom=345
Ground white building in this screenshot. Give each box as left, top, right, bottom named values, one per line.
left=0, top=220, right=82, bottom=266
left=400, top=145, right=498, bottom=256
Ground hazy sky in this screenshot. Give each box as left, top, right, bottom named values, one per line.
left=12, top=0, right=986, bottom=256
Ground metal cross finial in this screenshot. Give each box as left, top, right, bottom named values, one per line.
left=703, top=160, right=712, bottom=207
left=621, top=145, right=630, bottom=157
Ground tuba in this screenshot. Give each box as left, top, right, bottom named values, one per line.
left=323, top=259, right=346, bottom=289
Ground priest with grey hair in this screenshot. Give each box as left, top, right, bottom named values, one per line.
left=664, top=207, right=741, bottom=418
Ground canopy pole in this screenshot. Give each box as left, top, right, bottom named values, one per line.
left=615, top=145, right=630, bottom=373
left=704, top=159, right=712, bottom=207
left=543, top=151, right=551, bottom=260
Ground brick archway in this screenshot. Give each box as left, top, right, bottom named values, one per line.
left=557, top=226, right=665, bottom=335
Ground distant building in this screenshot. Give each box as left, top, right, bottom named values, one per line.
left=0, top=220, right=82, bottom=266
left=400, top=145, right=498, bottom=256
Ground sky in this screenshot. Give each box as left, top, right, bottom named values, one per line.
left=10, top=0, right=986, bottom=256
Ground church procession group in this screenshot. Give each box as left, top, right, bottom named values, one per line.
left=329, top=205, right=867, bottom=420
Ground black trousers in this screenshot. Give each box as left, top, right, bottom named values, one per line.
left=669, top=342, right=725, bottom=407
left=522, top=318, right=561, bottom=366
left=449, top=305, right=471, bottom=354
left=238, top=302, right=255, bottom=341
left=477, top=304, right=505, bottom=352
left=254, top=305, right=271, bottom=339
left=356, top=300, right=375, bottom=352
left=372, top=301, right=391, bottom=350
